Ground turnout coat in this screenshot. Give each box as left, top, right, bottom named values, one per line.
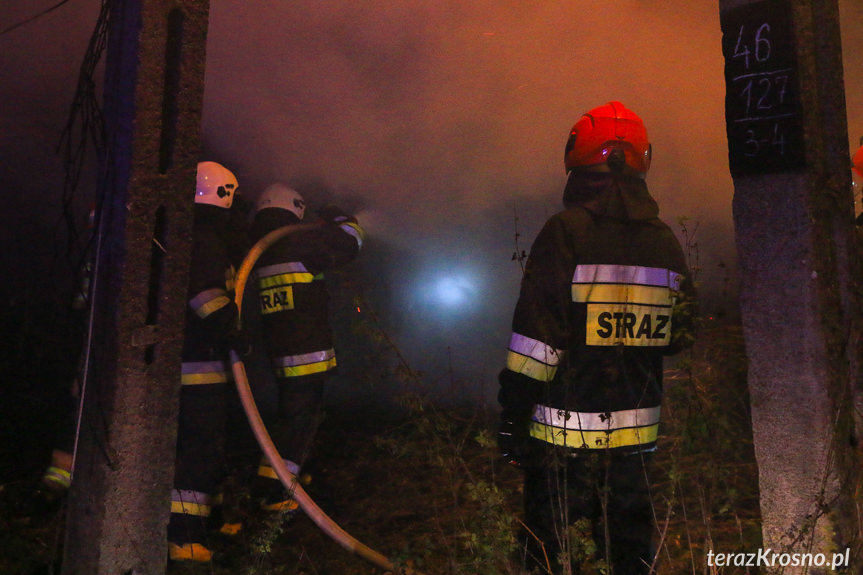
left=500, top=171, right=696, bottom=455
left=250, top=208, right=363, bottom=382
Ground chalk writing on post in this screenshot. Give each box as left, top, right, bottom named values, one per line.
left=721, top=0, right=805, bottom=176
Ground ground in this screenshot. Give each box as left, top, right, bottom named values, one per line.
left=0, top=325, right=762, bottom=574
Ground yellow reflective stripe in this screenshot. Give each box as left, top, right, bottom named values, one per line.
left=529, top=421, right=659, bottom=449
left=170, top=490, right=212, bottom=517
left=258, top=458, right=300, bottom=480
left=258, top=271, right=316, bottom=289
left=572, top=284, right=675, bottom=306
left=529, top=404, right=661, bottom=449
left=181, top=371, right=229, bottom=385
left=171, top=500, right=212, bottom=517
left=169, top=543, right=212, bottom=562
left=181, top=361, right=229, bottom=385
left=257, top=464, right=279, bottom=480
left=571, top=265, right=679, bottom=347
left=506, top=333, right=562, bottom=382
left=43, top=466, right=72, bottom=489
left=506, top=351, right=557, bottom=382
left=273, top=350, right=336, bottom=378
left=196, top=295, right=230, bottom=319
left=189, top=288, right=230, bottom=319
left=263, top=499, right=299, bottom=512
left=257, top=464, right=300, bottom=480
left=533, top=404, right=661, bottom=430
left=256, top=263, right=315, bottom=291
left=275, top=356, right=337, bottom=378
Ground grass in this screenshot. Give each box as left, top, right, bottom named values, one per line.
left=0, top=320, right=761, bottom=575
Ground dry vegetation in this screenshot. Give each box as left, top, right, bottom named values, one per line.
left=0, top=320, right=762, bottom=575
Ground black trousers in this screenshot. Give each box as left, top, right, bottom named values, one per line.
left=170, top=382, right=228, bottom=545
left=270, top=373, right=326, bottom=467
left=522, top=450, right=655, bottom=575
left=252, top=373, right=326, bottom=504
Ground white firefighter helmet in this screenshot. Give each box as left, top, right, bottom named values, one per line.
left=196, top=161, right=238, bottom=208
left=255, top=183, right=306, bottom=220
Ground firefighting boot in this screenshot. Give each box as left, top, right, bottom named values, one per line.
left=210, top=492, right=244, bottom=536
left=40, top=449, right=73, bottom=495
left=254, top=457, right=303, bottom=514
left=167, top=489, right=214, bottom=562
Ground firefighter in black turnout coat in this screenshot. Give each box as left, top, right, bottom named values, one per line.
left=498, top=102, right=696, bottom=574
left=168, top=161, right=246, bottom=562
left=249, top=183, right=363, bottom=510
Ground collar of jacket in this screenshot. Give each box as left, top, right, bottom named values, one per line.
left=562, top=170, right=659, bottom=221
left=194, top=203, right=231, bottom=229
left=251, top=208, right=303, bottom=240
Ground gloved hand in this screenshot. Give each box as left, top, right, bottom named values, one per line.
left=317, top=205, right=357, bottom=225
left=498, top=418, right=534, bottom=468
left=224, top=327, right=252, bottom=357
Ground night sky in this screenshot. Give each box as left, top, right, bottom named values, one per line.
left=1, top=1, right=861, bottom=405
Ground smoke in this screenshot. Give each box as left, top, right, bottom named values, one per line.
left=198, top=2, right=739, bottom=401
left=1, top=1, right=862, bottom=403
left=205, top=4, right=721, bottom=196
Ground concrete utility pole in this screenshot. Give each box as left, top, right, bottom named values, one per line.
left=719, top=0, right=861, bottom=571
left=62, top=1, right=210, bottom=573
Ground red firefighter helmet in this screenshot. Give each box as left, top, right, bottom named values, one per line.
left=564, top=101, right=651, bottom=175
left=853, top=143, right=863, bottom=179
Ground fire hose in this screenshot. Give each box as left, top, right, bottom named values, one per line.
left=229, top=223, right=424, bottom=575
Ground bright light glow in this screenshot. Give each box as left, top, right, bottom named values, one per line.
left=434, top=275, right=475, bottom=307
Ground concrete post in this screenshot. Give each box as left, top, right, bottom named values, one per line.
left=61, top=1, right=210, bottom=573
left=719, top=0, right=861, bottom=570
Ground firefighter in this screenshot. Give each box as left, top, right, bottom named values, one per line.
left=498, top=102, right=696, bottom=574
left=168, top=161, right=248, bottom=562
left=249, top=183, right=363, bottom=511
left=39, top=206, right=97, bottom=497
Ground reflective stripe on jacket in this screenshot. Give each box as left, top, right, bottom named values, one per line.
left=271, top=348, right=337, bottom=379
left=251, top=210, right=363, bottom=378
left=501, top=180, right=695, bottom=454
left=573, top=264, right=681, bottom=347
left=170, top=489, right=212, bottom=517
left=529, top=404, right=661, bottom=450
left=256, top=262, right=322, bottom=315
left=181, top=361, right=230, bottom=386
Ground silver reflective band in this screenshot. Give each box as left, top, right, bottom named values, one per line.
left=170, top=489, right=212, bottom=516
left=256, top=261, right=309, bottom=278
left=272, top=348, right=336, bottom=367
left=532, top=404, right=661, bottom=431
left=339, top=222, right=363, bottom=249
left=508, top=333, right=562, bottom=366
left=506, top=333, right=564, bottom=382
left=189, top=288, right=229, bottom=318
left=573, top=264, right=681, bottom=289
left=171, top=489, right=211, bottom=504
left=181, top=361, right=228, bottom=374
